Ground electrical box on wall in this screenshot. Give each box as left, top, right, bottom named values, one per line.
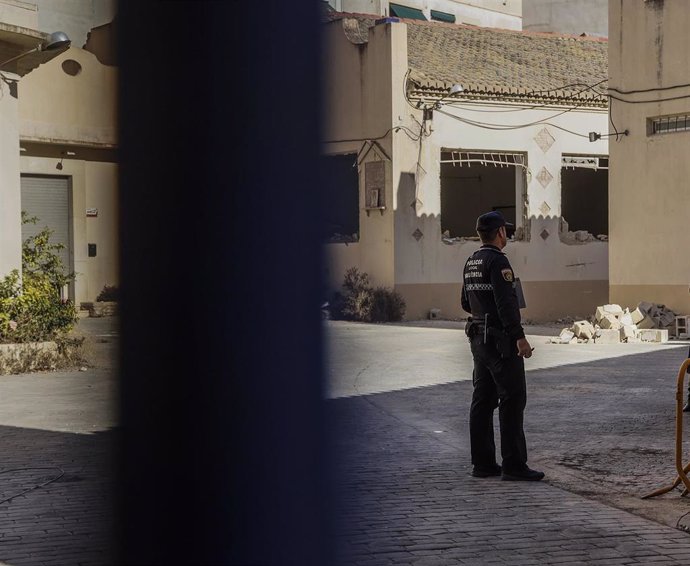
left=88, top=244, right=97, bottom=257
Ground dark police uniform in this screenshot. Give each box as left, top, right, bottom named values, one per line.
left=461, top=213, right=533, bottom=477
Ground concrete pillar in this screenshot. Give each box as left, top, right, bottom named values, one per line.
left=0, top=76, right=22, bottom=278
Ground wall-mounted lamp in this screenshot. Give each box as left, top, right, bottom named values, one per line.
left=589, top=129, right=630, bottom=142
left=56, top=150, right=75, bottom=170
left=0, top=31, right=71, bottom=70
left=434, top=84, right=464, bottom=109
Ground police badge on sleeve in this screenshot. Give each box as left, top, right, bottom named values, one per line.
left=501, top=268, right=514, bottom=282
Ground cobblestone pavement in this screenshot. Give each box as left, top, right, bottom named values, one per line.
left=328, top=323, right=690, bottom=565
left=0, top=317, right=118, bottom=566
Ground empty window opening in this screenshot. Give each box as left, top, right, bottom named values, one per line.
left=321, top=153, right=359, bottom=243
left=560, top=154, right=608, bottom=242
left=440, top=151, right=527, bottom=241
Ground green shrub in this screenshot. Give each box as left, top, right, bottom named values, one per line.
left=335, top=267, right=406, bottom=323
left=0, top=213, right=77, bottom=343
left=96, top=284, right=119, bottom=302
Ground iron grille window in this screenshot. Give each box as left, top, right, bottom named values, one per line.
left=649, top=114, right=690, bottom=135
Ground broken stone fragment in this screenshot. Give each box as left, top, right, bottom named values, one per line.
left=599, top=314, right=621, bottom=330
left=659, top=310, right=676, bottom=327
left=637, top=315, right=656, bottom=329
left=573, top=320, right=595, bottom=339
left=619, top=325, right=638, bottom=342
left=639, top=329, right=669, bottom=343
left=595, top=328, right=620, bottom=344
left=637, top=301, right=654, bottom=314
left=603, top=304, right=624, bottom=316
left=619, top=311, right=634, bottom=326
left=559, top=328, right=575, bottom=343
left=630, top=308, right=646, bottom=324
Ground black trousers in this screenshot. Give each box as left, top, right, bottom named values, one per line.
left=469, top=334, right=528, bottom=473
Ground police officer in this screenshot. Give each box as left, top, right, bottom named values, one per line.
left=461, top=211, right=544, bottom=481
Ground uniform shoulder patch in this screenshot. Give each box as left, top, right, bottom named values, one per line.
left=501, top=268, right=514, bottom=282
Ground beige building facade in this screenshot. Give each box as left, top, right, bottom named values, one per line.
left=322, top=14, right=610, bottom=321
left=0, top=0, right=117, bottom=305
left=608, top=1, right=690, bottom=316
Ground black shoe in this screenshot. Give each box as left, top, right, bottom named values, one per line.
left=502, top=467, right=545, bottom=481
left=471, top=464, right=502, bottom=478
left=683, top=401, right=690, bottom=413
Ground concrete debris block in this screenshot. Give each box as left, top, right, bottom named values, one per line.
left=594, top=306, right=608, bottom=322
left=619, top=310, right=634, bottom=326
left=599, top=314, right=621, bottom=330
left=639, top=329, right=669, bottom=343
left=637, top=315, right=656, bottom=329
left=573, top=320, right=595, bottom=339
left=659, top=310, right=676, bottom=327
left=626, top=336, right=642, bottom=343
left=569, top=337, right=579, bottom=344
left=603, top=304, right=624, bottom=316
left=595, top=329, right=620, bottom=344
left=559, top=329, right=575, bottom=343
left=619, top=325, right=638, bottom=342
left=574, top=230, right=595, bottom=242
left=637, top=301, right=654, bottom=314
left=630, top=308, right=646, bottom=324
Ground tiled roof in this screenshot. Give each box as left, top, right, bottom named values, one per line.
left=324, top=13, right=608, bottom=106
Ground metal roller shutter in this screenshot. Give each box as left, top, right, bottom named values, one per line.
left=20, top=175, right=73, bottom=298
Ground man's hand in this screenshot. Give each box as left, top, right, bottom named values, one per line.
left=517, top=338, right=533, bottom=358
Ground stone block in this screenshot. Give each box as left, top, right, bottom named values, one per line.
left=573, top=320, right=595, bottom=339
left=594, top=306, right=607, bottom=322
left=619, top=311, right=634, bottom=326
left=603, top=304, right=624, bottom=316
left=599, top=314, right=621, bottom=330
left=639, top=329, right=669, bottom=343
left=659, top=310, right=676, bottom=327
left=559, top=328, right=575, bottom=343
left=595, top=329, right=620, bottom=344
left=637, top=301, right=654, bottom=314
left=620, top=325, right=638, bottom=342
left=630, top=308, right=646, bottom=324
left=637, top=315, right=656, bottom=330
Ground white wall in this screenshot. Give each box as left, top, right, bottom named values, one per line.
left=394, top=102, right=610, bottom=286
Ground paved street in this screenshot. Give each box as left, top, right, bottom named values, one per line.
left=326, top=321, right=690, bottom=565
left=0, top=317, right=118, bottom=566
left=1, top=318, right=690, bottom=564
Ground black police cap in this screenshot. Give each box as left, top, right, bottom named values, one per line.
left=476, top=211, right=514, bottom=232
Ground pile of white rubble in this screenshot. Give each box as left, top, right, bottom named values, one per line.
left=549, top=302, right=678, bottom=344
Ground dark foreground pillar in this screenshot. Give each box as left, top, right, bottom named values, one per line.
left=117, top=2, right=328, bottom=564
